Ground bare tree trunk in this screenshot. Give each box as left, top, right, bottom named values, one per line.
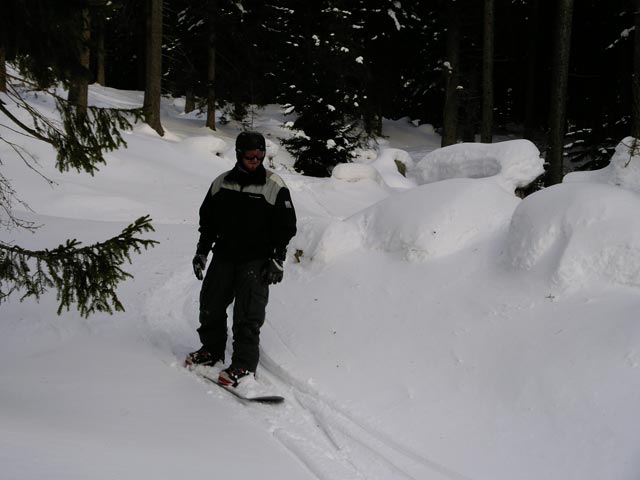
left=442, top=1, right=461, bottom=147
left=523, top=0, right=541, bottom=140
left=0, top=44, right=6, bottom=93
left=205, top=36, right=216, bottom=130
left=546, top=0, right=574, bottom=186
left=0, top=10, right=4, bottom=93
left=95, top=10, right=106, bottom=86
left=632, top=0, right=640, bottom=139
left=143, top=0, right=164, bottom=136
left=185, top=89, right=196, bottom=114
left=68, top=7, right=91, bottom=114
left=481, top=0, right=495, bottom=143
left=205, top=2, right=216, bottom=131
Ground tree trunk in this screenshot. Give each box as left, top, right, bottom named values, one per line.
left=67, top=7, right=91, bottom=114
left=546, top=0, right=574, bottom=186
left=205, top=37, right=216, bottom=130
left=0, top=44, right=6, bottom=93
left=185, top=89, right=196, bottom=114
left=95, top=9, right=106, bottom=86
left=481, top=0, right=495, bottom=143
left=0, top=10, right=4, bottom=93
left=523, top=0, right=541, bottom=140
left=441, top=1, right=461, bottom=147
left=632, top=0, right=640, bottom=139
left=143, top=0, right=164, bottom=136
left=205, top=2, right=216, bottom=131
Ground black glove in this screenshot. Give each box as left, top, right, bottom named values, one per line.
left=263, top=257, right=284, bottom=285
left=192, top=253, right=208, bottom=280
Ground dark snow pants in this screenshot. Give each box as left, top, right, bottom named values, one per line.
left=198, top=255, right=269, bottom=372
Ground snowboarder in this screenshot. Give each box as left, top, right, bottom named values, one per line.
left=185, top=131, right=297, bottom=389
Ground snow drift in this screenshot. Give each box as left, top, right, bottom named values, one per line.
left=413, top=139, right=545, bottom=192
left=507, top=138, right=640, bottom=290
left=312, top=139, right=543, bottom=263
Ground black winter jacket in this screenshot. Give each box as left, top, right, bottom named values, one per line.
left=197, top=164, right=297, bottom=261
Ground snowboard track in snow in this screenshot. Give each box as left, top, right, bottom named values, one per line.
left=258, top=350, right=475, bottom=480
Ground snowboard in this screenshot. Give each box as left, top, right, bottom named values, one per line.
left=192, top=368, right=285, bottom=404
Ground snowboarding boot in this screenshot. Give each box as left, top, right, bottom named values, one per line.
left=218, top=366, right=253, bottom=388
left=184, top=347, right=222, bottom=369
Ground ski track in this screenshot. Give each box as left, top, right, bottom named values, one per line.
left=145, top=258, right=473, bottom=480
left=259, top=350, right=475, bottom=480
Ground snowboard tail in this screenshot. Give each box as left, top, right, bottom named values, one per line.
left=195, top=369, right=284, bottom=404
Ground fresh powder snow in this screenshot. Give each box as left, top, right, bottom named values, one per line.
left=2, top=83, right=640, bottom=480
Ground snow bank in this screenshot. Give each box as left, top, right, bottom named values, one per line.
left=413, top=139, right=544, bottom=192
left=315, top=140, right=543, bottom=263
left=565, top=137, right=640, bottom=193
left=370, top=148, right=417, bottom=189
left=313, top=178, right=519, bottom=262
left=331, top=162, right=383, bottom=184
left=181, top=135, right=229, bottom=158
left=506, top=182, right=640, bottom=289
left=5, top=77, right=640, bottom=480
left=331, top=147, right=417, bottom=190
left=507, top=138, right=640, bottom=290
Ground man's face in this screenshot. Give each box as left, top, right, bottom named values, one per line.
left=241, top=149, right=265, bottom=171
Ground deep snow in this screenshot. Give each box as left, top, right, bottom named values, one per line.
left=2, top=83, right=640, bottom=480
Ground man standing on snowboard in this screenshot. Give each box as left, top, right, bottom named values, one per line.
left=185, top=131, right=297, bottom=388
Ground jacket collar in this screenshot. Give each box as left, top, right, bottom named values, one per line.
left=226, top=163, right=267, bottom=186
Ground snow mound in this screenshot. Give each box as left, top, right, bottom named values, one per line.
left=182, top=135, right=228, bottom=157
left=313, top=178, right=519, bottom=262
left=506, top=182, right=640, bottom=289
left=370, top=148, right=417, bottom=189
left=331, top=150, right=417, bottom=190
left=414, top=139, right=544, bottom=192
left=565, top=137, right=640, bottom=193
left=331, top=163, right=383, bottom=184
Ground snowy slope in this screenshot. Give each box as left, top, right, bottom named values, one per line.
left=2, top=84, right=640, bottom=480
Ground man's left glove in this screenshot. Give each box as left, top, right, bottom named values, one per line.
left=263, top=255, right=285, bottom=285
left=192, top=253, right=208, bottom=280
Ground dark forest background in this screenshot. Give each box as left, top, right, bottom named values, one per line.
left=2, top=0, right=640, bottom=181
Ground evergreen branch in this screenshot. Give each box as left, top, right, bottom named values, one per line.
left=0, top=168, right=38, bottom=232
left=0, top=216, right=159, bottom=317
left=2, top=80, right=144, bottom=175
left=0, top=136, right=56, bottom=185
left=0, top=98, right=53, bottom=145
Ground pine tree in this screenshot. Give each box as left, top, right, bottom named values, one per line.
left=276, top=1, right=370, bottom=176
left=350, top=1, right=426, bottom=136
left=1, top=0, right=157, bottom=317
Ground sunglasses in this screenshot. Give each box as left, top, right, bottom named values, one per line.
left=243, top=152, right=265, bottom=161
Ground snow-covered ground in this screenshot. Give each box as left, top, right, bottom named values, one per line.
left=2, top=84, right=640, bottom=480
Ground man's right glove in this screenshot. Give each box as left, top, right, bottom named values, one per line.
left=192, top=253, right=208, bottom=280
left=263, top=257, right=284, bottom=285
